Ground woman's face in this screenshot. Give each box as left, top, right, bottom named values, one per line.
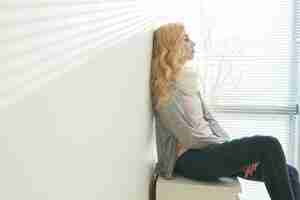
left=182, top=32, right=196, bottom=61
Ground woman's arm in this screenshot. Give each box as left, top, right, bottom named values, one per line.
left=197, top=91, right=231, bottom=140
left=157, top=95, right=227, bottom=149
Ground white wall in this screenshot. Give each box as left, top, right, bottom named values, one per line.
left=0, top=1, right=156, bottom=199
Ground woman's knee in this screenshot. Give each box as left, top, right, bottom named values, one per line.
left=252, top=135, right=282, bottom=148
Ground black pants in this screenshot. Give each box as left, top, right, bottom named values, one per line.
left=174, top=135, right=300, bottom=200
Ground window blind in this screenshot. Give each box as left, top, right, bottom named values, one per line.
left=191, top=0, right=298, bottom=163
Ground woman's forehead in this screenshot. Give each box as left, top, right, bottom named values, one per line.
left=182, top=29, right=190, bottom=36
left=181, top=29, right=188, bottom=36
left=182, top=32, right=189, bottom=38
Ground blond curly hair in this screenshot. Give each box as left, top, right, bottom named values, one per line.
left=150, top=22, right=189, bottom=112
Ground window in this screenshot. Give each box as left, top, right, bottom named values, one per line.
left=190, top=0, right=299, bottom=165
left=191, top=0, right=299, bottom=199
left=295, top=0, right=300, bottom=174
left=151, top=0, right=299, bottom=199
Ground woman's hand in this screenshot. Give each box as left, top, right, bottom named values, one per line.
left=241, top=162, right=259, bottom=178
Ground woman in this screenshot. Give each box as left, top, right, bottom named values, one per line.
left=150, top=22, right=300, bottom=200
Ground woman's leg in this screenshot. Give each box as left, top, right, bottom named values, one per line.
left=288, top=164, right=300, bottom=200
left=174, top=135, right=295, bottom=200
left=231, top=163, right=300, bottom=200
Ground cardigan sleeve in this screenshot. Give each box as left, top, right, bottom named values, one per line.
left=157, top=97, right=193, bottom=148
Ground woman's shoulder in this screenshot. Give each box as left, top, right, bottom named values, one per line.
left=158, top=89, right=203, bottom=116
left=154, top=83, right=204, bottom=116
left=171, top=73, right=201, bottom=96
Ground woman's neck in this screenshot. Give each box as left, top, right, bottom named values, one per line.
left=173, top=60, right=200, bottom=95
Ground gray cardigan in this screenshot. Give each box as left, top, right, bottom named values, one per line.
left=152, top=85, right=231, bottom=181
